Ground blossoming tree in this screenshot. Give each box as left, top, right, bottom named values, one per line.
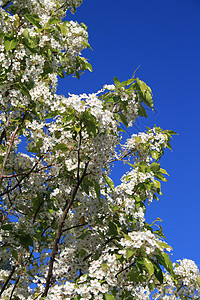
left=0, top=0, right=199, bottom=299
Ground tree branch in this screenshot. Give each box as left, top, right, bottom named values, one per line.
left=42, top=161, right=89, bottom=297
left=0, top=125, right=19, bottom=184
left=0, top=253, right=22, bottom=297
left=9, top=249, right=34, bottom=300
left=0, top=155, right=45, bottom=197
left=0, top=113, right=27, bottom=185
left=115, top=262, right=135, bottom=278
left=2, top=0, right=11, bottom=9
left=62, top=222, right=88, bottom=232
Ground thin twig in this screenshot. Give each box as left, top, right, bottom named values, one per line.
left=109, top=149, right=135, bottom=164
left=0, top=253, right=22, bottom=296
left=0, top=125, right=19, bottom=184
left=9, top=249, right=34, bottom=300
left=0, top=155, right=44, bottom=197
left=77, top=128, right=82, bottom=182
left=62, top=222, right=88, bottom=232
left=42, top=161, right=89, bottom=297
left=115, top=262, right=135, bottom=278
left=0, top=113, right=27, bottom=184
left=1, top=163, right=53, bottom=179
left=33, top=291, right=43, bottom=300
left=2, top=0, right=11, bottom=9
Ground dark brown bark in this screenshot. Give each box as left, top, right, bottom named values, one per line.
left=42, top=161, right=89, bottom=297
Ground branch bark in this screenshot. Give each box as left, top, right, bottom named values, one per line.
left=0, top=253, right=22, bottom=297
left=0, top=155, right=45, bottom=197
left=9, top=249, right=34, bottom=300
left=0, top=113, right=27, bottom=185
left=0, top=125, right=19, bottom=184
left=42, top=161, right=89, bottom=297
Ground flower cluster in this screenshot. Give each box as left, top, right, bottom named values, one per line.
left=0, top=1, right=199, bottom=299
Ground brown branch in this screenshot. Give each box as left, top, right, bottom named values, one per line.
left=33, top=291, right=43, bottom=300
left=9, top=249, right=34, bottom=300
left=42, top=161, right=89, bottom=297
left=42, top=225, right=51, bottom=236
left=2, top=0, right=11, bottom=9
left=62, top=222, right=88, bottom=232
left=1, top=163, right=53, bottom=179
left=109, top=149, right=135, bottom=164
left=83, top=253, right=92, bottom=262
left=54, top=2, right=67, bottom=13
left=0, top=253, right=22, bottom=297
left=77, top=130, right=82, bottom=182
left=0, top=155, right=45, bottom=197
left=0, top=129, right=7, bottom=145
left=1, top=207, right=12, bottom=225
left=0, top=113, right=27, bottom=185
left=115, top=262, right=135, bottom=278
left=0, top=125, right=19, bottom=184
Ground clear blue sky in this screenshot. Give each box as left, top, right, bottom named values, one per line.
left=58, top=0, right=200, bottom=266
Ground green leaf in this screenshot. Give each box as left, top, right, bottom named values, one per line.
left=94, top=181, right=101, bottom=200
left=160, top=168, right=169, bottom=175
left=126, top=248, right=136, bottom=259
left=76, top=71, right=80, bottom=79
left=153, top=179, right=161, bottom=189
left=156, top=250, right=174, bottom=275
left=85, top=62, right=93, bottom=72
left=113, top=77, right=120, bottom=87
left=18, top=234, right=33, bottom=250
left=74, top=123, right=81, bottom=133
left=155, top=173, right=167, bottom=182
left=166, top=130, right=178, bottom=135
left=57, top=24, right=68, bottom=35
left=119, top=113, right=128, bottom=127
left=25, top=14, right=42, bottom=29
left=103, top=175, right=115, bottom=190
left=63, top=113, right=75, bottom=123
left=128, top=269, right=146, bottom=283
left=118, top=80, right=128, bottom=88
left=108, top=221, right=118, bottom=236
left=14, top=14, right=20, bottom=27
left=1, top=224, right=13, bottom=231
left=45, top=17, right=61, bottom=28
left=138, top=104, right=148, bottom=117
left=74, top=296, right=81, bottom=300
left=16, top=83, right=31, bottom=99
left=123, top=233, right=132, bottom=241
left=197, top=276, right=200, bottom=287
left=104, top=294, right=115, bottom=300
left=11, top=249, right=18, bottom=260
left=45, top=111, right=58, bottom=119
left=143, top=257, right=154, bottom=277
left=4, top=36, right=18, bottom=52
left=54, top=143, right=69, bottom=152
left=22, top=28, right=30, bottom=40
left=136, top=78, right=153, bottom=108
left=150, top=162, right=160, bottom=173
left=80, top=22, right=87, bottom=30
left=54, top=130, right=61, bottom=139
left=0, top=30, right=5, bottom=38
left=126, top=78, right=134, bottom=86
left=157, top=241, right=173, bottom=250
left=151, top=150, right=159, bottom=160
left=81, top=178, right=92, bottom=195
left=152, top=261, right=163, bottom=283
left=144, top=90, right=153, bottom=109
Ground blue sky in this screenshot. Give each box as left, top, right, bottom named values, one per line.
left=58, top=0, right=200, bottom=266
